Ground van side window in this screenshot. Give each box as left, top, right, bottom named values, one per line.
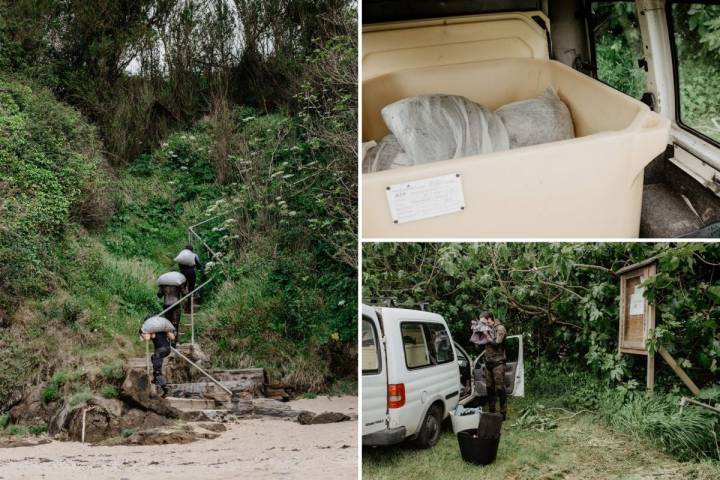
left=401, top=323, right=431, bottom=368
left=362, top=318, right=381, bottom=374
left=589, top=1, right=647, bottom=99
left=669, top=3, right=720, bottom=144
left=401, top=322, right=454, bottom=369
left=425, top=323, right=454, bottom=364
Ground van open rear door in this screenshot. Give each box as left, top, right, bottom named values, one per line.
left=362, top=305, right=388, bottom=438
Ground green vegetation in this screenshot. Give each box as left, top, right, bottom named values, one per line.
left=593, top=2, right=720, bottom=142
left=100, top=385, right=119, bottom=399
left=364, top=361, right=720, bottom=479
left=363, top=408, right=720, bottom=480
left=41, top=371, right=81, bottom=404
left=28, top=423, right=48, bottom=435
left=7, top=425, right=27, bottom=436
left=364, top=243, right=720, bottom=464
left=592, top=1, right=646, bottom=99
left=0, top=75, right=110, bottom=307
left=0, top=1, right=356, bottom=414
left=673, top=3, right=720, bottom=141
left=528, top=360, right=720, bottom=462
left=68, top=385, right=94, bottom=408
left=121, top=428, right=136, bottom=438
left=100, top=361, right=126, bottom=382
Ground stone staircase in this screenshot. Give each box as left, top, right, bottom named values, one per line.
left=126, top=345, right=269, bottom=417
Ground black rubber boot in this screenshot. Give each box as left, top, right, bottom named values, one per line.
left=153, top=374, right=168, bottom=397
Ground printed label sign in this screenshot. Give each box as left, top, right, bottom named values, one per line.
left=629, top=287, right=645, bottom=315
left=385, top=174, right=465, bottom=224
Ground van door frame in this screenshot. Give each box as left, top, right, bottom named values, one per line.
left=362, top=309, right=390, bottom=434
left=639, top=0, right=720, bottom=187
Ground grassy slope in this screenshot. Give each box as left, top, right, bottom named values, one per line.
left=362, top=396, right=720, bottom=480
left=3, top=112, right=352, bottom=410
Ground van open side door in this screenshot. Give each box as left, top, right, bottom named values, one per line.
left=472, top=335, right=525, bottom=398
left=453, top=342, right=475, bottom=403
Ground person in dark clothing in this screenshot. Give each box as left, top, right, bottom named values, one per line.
left=151, top=331, right=172, bottom=396
left=140, top=318, right=176, bottom=397
left=177, top=245, right=201, bottom=313
left=480, top=311, right=508, bottom=420
left=158, top=283, right=185, bottom=343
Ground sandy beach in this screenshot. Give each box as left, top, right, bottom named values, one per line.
left=0, top=396, right=357, bottom=480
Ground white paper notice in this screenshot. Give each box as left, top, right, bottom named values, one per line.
left=385, top=174, right=465, bottom=224
left=629, top=287, right=645, bottom=315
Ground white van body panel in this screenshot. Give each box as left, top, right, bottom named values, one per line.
left=361, top=305, right=388, bottom=437
left=361, top=305, right=462, bottom=445
left=380, top=307, right=461, bottom=437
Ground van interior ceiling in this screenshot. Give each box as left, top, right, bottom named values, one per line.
left=362, top=0, right=720, bottom=238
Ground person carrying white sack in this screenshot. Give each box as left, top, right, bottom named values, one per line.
left=157, top=271, right=187, bottom=343
left=175, top=245, right=202, bottom=314
left=139, top=315, right=176, bottom=395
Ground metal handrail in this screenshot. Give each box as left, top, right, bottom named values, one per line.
left=143, top=211, right=236, bottom=393
left=170, top=346, right=232, bottom=396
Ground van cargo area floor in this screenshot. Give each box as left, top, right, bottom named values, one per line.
left=641, top=155, right=720, bottom=238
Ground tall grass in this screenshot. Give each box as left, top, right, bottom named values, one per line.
left=598, top=390, right=719, bottom=461
left=526, top=359, right=720, bottom=462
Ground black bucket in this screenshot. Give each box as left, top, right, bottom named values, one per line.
left=457, top=413, right=503, bottom=466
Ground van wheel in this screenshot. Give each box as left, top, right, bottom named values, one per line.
left=414, top=405, right=442, bottom=449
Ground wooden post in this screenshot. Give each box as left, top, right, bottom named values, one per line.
left=617, top=258, right=658, bottom=393
left=659, top=348, right=700, bottom=395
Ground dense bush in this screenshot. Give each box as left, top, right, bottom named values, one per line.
left=0, top=0, right=355, bottom=162
left=0, top=75, right=111, bottom=308
left=363, top=243, right=720, bottom=384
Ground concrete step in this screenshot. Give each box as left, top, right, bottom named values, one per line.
left=167, top=378, right=262, bottom=398
left=165, top=397, right=230, bottom=412
left=211, top=368, right=266, bottom=384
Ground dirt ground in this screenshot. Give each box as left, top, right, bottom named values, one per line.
left=363, top=408, right=720, bottom=480
left=0, top=396, right=357, bottom=480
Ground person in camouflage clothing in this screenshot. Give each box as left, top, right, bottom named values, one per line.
left=480, top=311, right=508, bottom=420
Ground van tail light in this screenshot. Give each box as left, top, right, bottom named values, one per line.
left=388, top=383, right=406, bottom=409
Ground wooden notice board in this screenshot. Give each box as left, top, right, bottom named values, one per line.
left=618, top=260, right=656, bottom=355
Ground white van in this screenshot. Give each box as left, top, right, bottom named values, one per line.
left=362, top=304, right=524, bottom=448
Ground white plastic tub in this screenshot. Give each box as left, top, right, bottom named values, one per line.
left=361, top=12, right=670, bottom=238
left=450, top=405, right=482, bottom=434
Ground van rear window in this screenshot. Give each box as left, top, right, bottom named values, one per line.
left=669, top=2, right=720, bottom=144
left=362, top=318, right=381, bottom=374
left=401, top=322, right=454, bottom=370
left=589, top=1, right=647, bottom=100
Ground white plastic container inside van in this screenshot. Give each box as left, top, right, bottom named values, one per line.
left=362, top=12, right=671, bottom=238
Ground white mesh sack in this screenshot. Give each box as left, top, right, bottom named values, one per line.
left=381, top=94, right=510, bottom=165
left=141, top=316, right=176, bottom=334
left=157, top=271, right=187, bottom=287
left=175, top=249, right=196, bottom=266
left=495, top=88, right=575, bottom=148
left=362, top=134, right=413, bottom=173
